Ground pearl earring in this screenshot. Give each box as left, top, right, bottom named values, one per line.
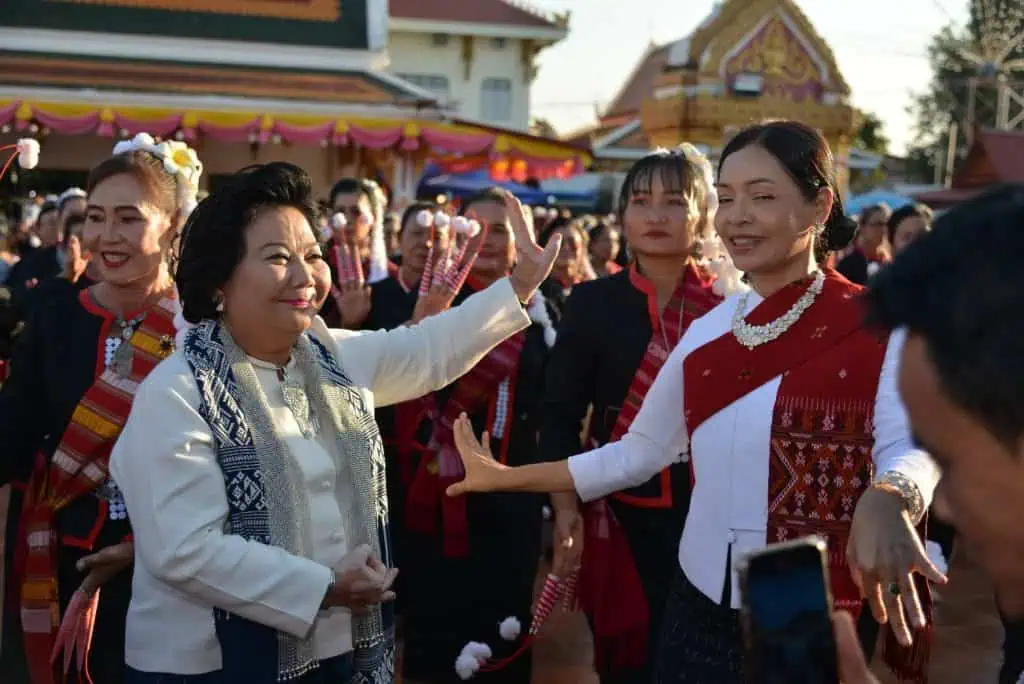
left=214, top=294, right=224, bottom=313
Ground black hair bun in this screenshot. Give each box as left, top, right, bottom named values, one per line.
left=825, top=214, right=857, bottom=252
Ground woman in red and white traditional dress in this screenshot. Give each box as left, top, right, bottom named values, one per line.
left=445, top=120, right=944, bottom=683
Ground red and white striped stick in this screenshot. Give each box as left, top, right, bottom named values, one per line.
left=418, top=228, right=437, bottom=298
left=463, top=572, right=572, bottom=677
left=432, top=244, right=453, bottom=290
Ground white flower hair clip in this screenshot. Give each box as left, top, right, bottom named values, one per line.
left=433, top=211, right=451, bottom=230
left=697, top=233, right=748, bottom=297
left=113, top=132, right=204, bottom=213
left=330, top=212, right=347, bottom=231
left=0, top=138, right=41, bottom=183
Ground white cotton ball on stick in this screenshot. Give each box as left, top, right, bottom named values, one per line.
left=455, top=653, right=480, bottom=680
left=467, top=219, right=481, bottom=238
left=498, top=616, right=521, bottom=641
left=546, top=207, right=558, bottom=219
left=416, top=209, right=433, bottom=228
left=330, top=213, right=347, bottom=230
left=533, top=206, right=546, bottom=218
left=461, top=641, right=493, bottom=662
left=16, top=139, right=40, bottom=170
left=434, top=211, right=451, bottom=229
left=452, top=216, right=471, bottom=235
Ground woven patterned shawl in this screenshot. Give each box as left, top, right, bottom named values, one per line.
left=182, top=319, right=394, bottom=684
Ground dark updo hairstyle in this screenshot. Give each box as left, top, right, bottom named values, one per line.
left=886, top=202, right=933, bottom=245
left=176, top=162, right=319, bottom=323
left=718, top=120, right=856, bottom=261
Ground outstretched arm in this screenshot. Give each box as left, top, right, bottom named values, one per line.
left=448, top=333, right=690, bottom=499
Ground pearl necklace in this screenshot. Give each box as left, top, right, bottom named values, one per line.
left=731, top=270, right=825, bottom=349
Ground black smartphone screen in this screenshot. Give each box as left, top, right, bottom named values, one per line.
left=743, top=543, right=839, bottom=684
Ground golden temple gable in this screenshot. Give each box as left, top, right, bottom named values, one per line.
left=579, top=0, right=858, bottom=191
left=641, top=0, right=858, bottom=187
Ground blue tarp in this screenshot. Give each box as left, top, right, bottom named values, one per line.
left=418, top=167, right=596, bottom=207
left=419, top=169, right=547, bottom=204
left=845, top=190, right=914, bottom=216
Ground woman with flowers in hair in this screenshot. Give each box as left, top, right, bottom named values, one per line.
left=0, top=132, right=201, bottom=684
left=447, top=121, right=943, bottom=683
left=539, top=145, right=724, bottom=684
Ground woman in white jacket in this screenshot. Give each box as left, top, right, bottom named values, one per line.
left=110, top=162, right=559, bottom=684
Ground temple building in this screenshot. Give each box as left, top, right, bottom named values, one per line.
left=569, top=0, right=859, bottom=194
left=0, top=0, right=588, bottom=202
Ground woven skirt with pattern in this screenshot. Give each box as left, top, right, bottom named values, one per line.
left=653, top=568, right=744, bottom=684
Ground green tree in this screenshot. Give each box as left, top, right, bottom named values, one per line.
left=855, top=112, right=890, bottom=154
left=906, top=1, right=1024, bottom=183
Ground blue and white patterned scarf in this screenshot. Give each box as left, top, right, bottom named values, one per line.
left=182, top=319, right=394, bottom=683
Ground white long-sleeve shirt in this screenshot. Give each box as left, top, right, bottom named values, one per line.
left=568, top=292, right=940, bottom=610
left=110, top=278, right=529, bottom=675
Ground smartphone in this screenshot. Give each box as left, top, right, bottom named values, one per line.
left=737, top=535, right=839, bottom=684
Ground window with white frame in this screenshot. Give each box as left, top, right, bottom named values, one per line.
left=398, top=73, right=450, bottom=99
left=480, top=78, right=513, bottom=122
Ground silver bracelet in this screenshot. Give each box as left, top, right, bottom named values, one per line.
left=873, top=471, right=926, bottom=524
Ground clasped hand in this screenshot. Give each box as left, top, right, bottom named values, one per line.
left=325, top=544, right=399, bottom=612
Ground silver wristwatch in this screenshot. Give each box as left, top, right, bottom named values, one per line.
left=873, top=471, right=925, bottom=524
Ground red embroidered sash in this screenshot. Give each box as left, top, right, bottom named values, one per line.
left=19, top=295, right=177, bottom=684
left=405, top=331, right=526, bottom=558
left=580, top=263, right=720, bottom=674
left=683, top=271, right=929, bottom=682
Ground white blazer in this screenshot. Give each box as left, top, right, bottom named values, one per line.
left=110, top=278, right=529, bottom=675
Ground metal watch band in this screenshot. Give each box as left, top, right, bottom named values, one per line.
left=873, top=470, right=925, bottom=524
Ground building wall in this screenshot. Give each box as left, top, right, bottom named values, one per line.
left=387, top=30, right=530, bottom=131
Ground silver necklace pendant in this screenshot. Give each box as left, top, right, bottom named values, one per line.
left=111, top=338, right=134, bottom=377
left=279, top=367, right=318, bottom=439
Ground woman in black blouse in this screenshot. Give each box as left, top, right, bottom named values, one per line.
left=539, top=147, right=722, bottom=684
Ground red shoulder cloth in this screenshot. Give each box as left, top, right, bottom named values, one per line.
left=684, top=269, right=866, bottom=435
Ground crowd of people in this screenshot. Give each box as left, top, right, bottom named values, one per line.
left=0, top=118, right=1020, bottom=684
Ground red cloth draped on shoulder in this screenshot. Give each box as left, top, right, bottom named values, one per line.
left=578, top=261, right=720, bottom=674
left=683, top=269, right=930, bottom=682
left=404, top=294, right=527, bottom=557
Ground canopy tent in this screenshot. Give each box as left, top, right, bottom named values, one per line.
left=419, top=169, right=548, bottom=204
left=845, top=190, right=914, bottom=216
left=419, top=166, right=596, bottom=207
